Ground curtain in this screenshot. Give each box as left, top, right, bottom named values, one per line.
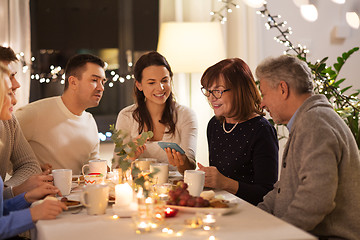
left=0, top=0, right=31, bottom=109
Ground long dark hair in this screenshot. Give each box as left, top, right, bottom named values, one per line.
left=133, top=51, right=177, bottom=135
left=201, top=58, right=264, bottom=122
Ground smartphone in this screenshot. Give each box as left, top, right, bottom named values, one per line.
left=158, top=142, right=185, bottom=154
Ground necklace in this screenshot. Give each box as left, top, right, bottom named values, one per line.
left=223, top=121, right=239, bottom=134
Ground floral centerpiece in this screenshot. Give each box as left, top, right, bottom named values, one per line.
left=110, top=124, right=158, bottom=197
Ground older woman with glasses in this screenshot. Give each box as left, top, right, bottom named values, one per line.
left=198, top=58, right=279, bottom=205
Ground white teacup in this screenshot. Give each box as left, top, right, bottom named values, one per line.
left=150, top=163, right=169, bottom=184
left=52, top=169, right=72, bottom=196
left=82, top=159, right=108, bottom=177
left=80, top=184, right=109, bottom=215
left=184, top=170, right=205, bottom=197
left=134, top=158, right=157, bottom=171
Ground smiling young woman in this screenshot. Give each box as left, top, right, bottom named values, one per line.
left=114, top=51, right=197, bottom=174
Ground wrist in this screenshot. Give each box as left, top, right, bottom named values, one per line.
left=12, top=185, right=21, bottom=197
left=29, top=207, right=37, bottom=222
left=220, top=175, right=238, bottom=194
left=24, top=192, right=31, bottom=203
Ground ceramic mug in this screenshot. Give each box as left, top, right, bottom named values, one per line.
left=134, top=158, right=157, bottom=171
left=84, top=173, right=105, bottom=185
left=150, top=163, right=169, bottom=184
left=184, top=170, right=205, bottom=197
left=82, top=159, right=108, bottom=177
left=52, top=169, right=72, bottom=196
left=80, top=184, right=109, bottom=215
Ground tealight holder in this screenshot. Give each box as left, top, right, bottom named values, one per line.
left=184, top=216, right=202, bottom=229
left=132, top=213, right=152, bottom=233
left=196, top=212, right=219, bottom=231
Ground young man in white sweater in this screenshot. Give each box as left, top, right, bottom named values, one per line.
left=15, top=54, right=107, bottom=175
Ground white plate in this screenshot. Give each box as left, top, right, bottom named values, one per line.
left=66, top=202, right=82, bottom=209
left=169, top=171, right=182, bottom=178
left=165, top=202, right=239, bottom=215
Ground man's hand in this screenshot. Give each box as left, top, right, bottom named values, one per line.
left=30, top=199, right=67, bottom=222
left=12, top=171, right=53, bottom=196
left=24, top=184, right=61, bottom=203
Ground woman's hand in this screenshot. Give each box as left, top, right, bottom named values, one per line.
left=197, top=163, right=225, bottom=189
left=24, top=183, right=61, bottom=203
left=128, top=135, right=148, bottom=160
left=165, top=148, right=185, bottom=167
left=30, top=199, right=67, bottom=221
left=197, top=163, right=239, bottom=194
left=132, top=144, right=146, bottom=160
left=166, top=148, right=196, bottom=174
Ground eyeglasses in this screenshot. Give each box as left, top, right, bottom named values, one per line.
left=201, top=87, right=230, bottom=99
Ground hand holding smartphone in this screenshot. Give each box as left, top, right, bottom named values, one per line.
left=158, top=142, right=185, bottom=154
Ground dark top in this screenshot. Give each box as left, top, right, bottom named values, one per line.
left=207, top=116, right=279, bottom=205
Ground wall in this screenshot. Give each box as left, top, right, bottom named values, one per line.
left=159, top=0, right=360, bottom=171
left=258, top=0, right=360, bottom=89
left=0, top=0, right=31, bottom=109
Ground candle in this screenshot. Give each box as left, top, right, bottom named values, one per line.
left=164, top=207, right=178, bottom=218
left=132, top=214, right=152, bottom=233
left=115, top=183, right=133, bottom=207
left=203, top=214, right=216, bottom=224
left=201, top=213, right=217, bottom=230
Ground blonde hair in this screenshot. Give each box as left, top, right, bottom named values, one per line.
left=0, top=62, right=11, bottom=113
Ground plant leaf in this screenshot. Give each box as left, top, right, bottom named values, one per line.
left=340, top=86, right=352, bottom=94
left=333, top=78, right=345, bottom=88
left=334, top=63, right=341, bottom=72
left=337, top=57, right=344, bottom=65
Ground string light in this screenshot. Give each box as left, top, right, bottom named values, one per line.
left=211, top=0, right=360, bottom=123
left=29, top=55, right=134, bottom=86
left=210, top=0, right=241, bottom=24
left=256, top=3, right=308, bottom=58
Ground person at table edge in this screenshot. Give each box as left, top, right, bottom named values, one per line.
left=0, top=46, right=51, bottom=200
left=256, top=55, right=360, bottom=240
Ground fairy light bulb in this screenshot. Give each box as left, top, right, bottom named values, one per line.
left=300, top=4, right=318, bottom=22
left=346, top=12, right=360, bottom=29
left=331, top=0, right=345, bottom=4
left=243, top=0, right=266, bottom=8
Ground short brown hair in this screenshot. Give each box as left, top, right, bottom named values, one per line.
left=201, top=58, right=264, bottom=122
left=0, top=46, right=18, bottom=63
left=64, top=54, right=105, bottom=91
